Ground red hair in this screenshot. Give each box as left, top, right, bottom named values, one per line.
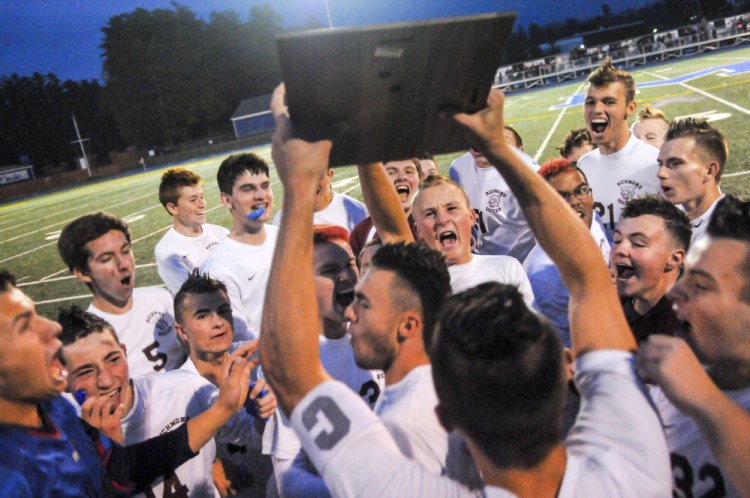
left=313, top=224, right=350, bottom=245
left=538, top=158, right=577, bottom=181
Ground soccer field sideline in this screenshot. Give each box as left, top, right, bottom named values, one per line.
left=3, top=47, right=750, bottom=317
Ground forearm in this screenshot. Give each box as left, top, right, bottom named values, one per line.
left=186, top=401, right=235, bottom=453
left=357, top=163, right=414, bottom=243
left=261, top=179, right=329, bottom=415
left=686, top=387, right=750, bottom=496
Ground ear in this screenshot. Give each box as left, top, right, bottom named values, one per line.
left=469, top=207, right=477, bottom=224
left=220, top=192, right=233, bottom=210
left=626, top=99, right=637, bottom=120
left=665, top=249, right=686, bottom=272
left=73, top=268, right=93, bottom=285
left=166, top=202, right=179, bottom=216
left=435, top=404, right=453, bottom=432
left=563, top=347, right=575, bottom=381
left=120, top=343, right=128, bottom=357
left=705, top=161, right=720, bottom=183
left=174, top=323, right=189, bottom=343
left=326, top=169, right=335, bottom=180
left=396, top=313, right=421, bottom=343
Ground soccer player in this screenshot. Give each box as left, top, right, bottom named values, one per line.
left=58, top=212, right=184, bottom=378
left=578, top=57, right=661, bottom=237
left=523, top=158, right=610, bottom=348
left=632, top=103, right=670, bottom=149
left=173, top=271, right=277, bottom=497
left=419, top=155, right=440, bottom=178
left=657, top=117, right=726, bottom=244
left=449, top=135, right=538, bottom=262
left=557, top=127, right=596, bottom=165
left=638, top=195, right=750, bottom=497
left=154, top=167, right=229, bottom=295
left=349, top=159, right=421, bottom=257
left=273, top=167, right=367, bottom=231
left=200, top=153, right=277, bottom=341
left=611, top=196, right=691, bottom=343
left=0, top=270, right=254, bottom=497
left=58, top=305, right=268, bottom=498
left=259, top=84, right=670, bottom=497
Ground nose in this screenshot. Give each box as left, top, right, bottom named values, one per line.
left=657, top=165, right=668, bottom=180
left=96, top=366, right=113, bottom=389
left=344, top=302, right=356, bottom=323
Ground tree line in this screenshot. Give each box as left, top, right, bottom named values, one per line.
left=0, top=0, right=746, bottom=173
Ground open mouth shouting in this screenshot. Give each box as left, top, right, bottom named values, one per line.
left=590, top=117, right=608, bottom=138
left=334, top=286, right=355, bottom=309
left=438, top=230, right=458, bottom=250
left=395, top=184, right=411, bottom=202
left=615, top=262, right=636, bottom=281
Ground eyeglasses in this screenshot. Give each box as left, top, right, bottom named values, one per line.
left=557, top=185, right=592, bottom=202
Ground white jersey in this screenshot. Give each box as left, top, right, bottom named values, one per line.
left=121, top=370, right=220, bottom=498
left=199, top=226, right=279, bottom=341
left=651, top=384, right=750, bottom=498
left=449, top=254, right=535, bottom=310
left=88, top=287, right=184, bottom=378
left=688, top=193, right=724, bottom=247
left=578, top=134, right=661, bottom=237
left=375, top=365, right=447, bottom=476
left=449, top=150, right=538, bottom=262
left=273, top=192, right=367, bottom=232
left=272, top=333, right=384, bottom=461
left=290, top=350, right=671, bottom=498
left=154, top=223, right=229, bottom=295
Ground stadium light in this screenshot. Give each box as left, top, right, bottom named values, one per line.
left=323, top=0, right=333, bottom=28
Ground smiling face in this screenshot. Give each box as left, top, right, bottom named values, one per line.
left=385, top=160, right=421, bottom=211
left=633, top=117, right=669, bottom=149
left=610, top=214, right=682, bottom=308
left=76, top=229, right=135, bottom=312
left=313, top=240, right=359, bottom=332
left=62, top=330, right=132, bottom=416
left=547, top=169, right=594, bottom=229
left=175, top=290, right=234, bottom=359
left=584, top=82, right=637, bottom=154
left=412, top=182, right=476, bottom=266
left=221, top=171, right=273, bottom=228
left=668, top=237, right=750, bottom=367
left=0, top=288, right=67, bottom=407
left=169, top=184, right=206, bottom=232
left=657, top=137, right=716, bottom=209
left=346, top=268, right=401, bottom=372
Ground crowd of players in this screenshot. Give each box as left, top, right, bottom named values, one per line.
left=1, top=56, right=749, bottom=498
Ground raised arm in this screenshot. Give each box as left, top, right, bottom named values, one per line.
left=454, top=90, right=634, bottom=355
left=260, top=84, right=333, bottom=416
left=357, top=163, right=414, bottom=244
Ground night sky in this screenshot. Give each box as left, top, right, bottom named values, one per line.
left=0, top=0, right=655, bottom=81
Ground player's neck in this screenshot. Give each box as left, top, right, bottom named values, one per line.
left=384, top=343, right=430, bottom=386
left=230, top=223, right=267, bottom=245
left=91, top=295, right=133, bottom=315
left=481, top=443, right=567, bottom=498
left=598, top=129, right=631, bottom=155
left=0, top=398, right=43, bottom=427
left=173, top=220, right=203, bottom=237
left=315, top=191, right=334, bottom=212
left=191, top=351, right=226, bottom=386
left=681, top=186, right=721, bottom=221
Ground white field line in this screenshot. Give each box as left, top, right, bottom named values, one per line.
left=641, top=70, right=750, bottom=116
left=724, top=170, right=750, bottom=177
left=534, top=81, right=587, bottom=162
left=35, top=293, right=93, bottom=305
left=20, top=263, right=157, bottom=288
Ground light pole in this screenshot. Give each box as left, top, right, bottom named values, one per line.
left=323, top=0, right=333, bottom=28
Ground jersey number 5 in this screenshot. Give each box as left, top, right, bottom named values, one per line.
left=142, top=341, right=167, bottom=371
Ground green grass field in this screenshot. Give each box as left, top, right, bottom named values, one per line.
left=3, top=47, right=750, bottom=318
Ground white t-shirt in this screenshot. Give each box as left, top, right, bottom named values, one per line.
left=449, top=150, right=538, bottom=262
left=289, top=350, right=671, bottom=498
left=273, top=192, right=367, bottom=232
left=578, top=134, right=661, bottom=237
left=121, top=370, right=220, bottom=498
left=199, top=226, right=279, bottom=341
left=688, top=193, right=724, bottom=247
left=88, top=287, right=185, bottom=378
left=154, top=223, right=229, bottom=295
left=448, top=254, right=535, bottom=310
left=375, top=365, right=448, bottom=476
left=651, top=384, right=750, bottom=498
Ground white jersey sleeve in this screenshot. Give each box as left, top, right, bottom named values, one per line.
left=290, top=381, right=478, bottom=498
left=558, top=350, right=672, bottom=497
